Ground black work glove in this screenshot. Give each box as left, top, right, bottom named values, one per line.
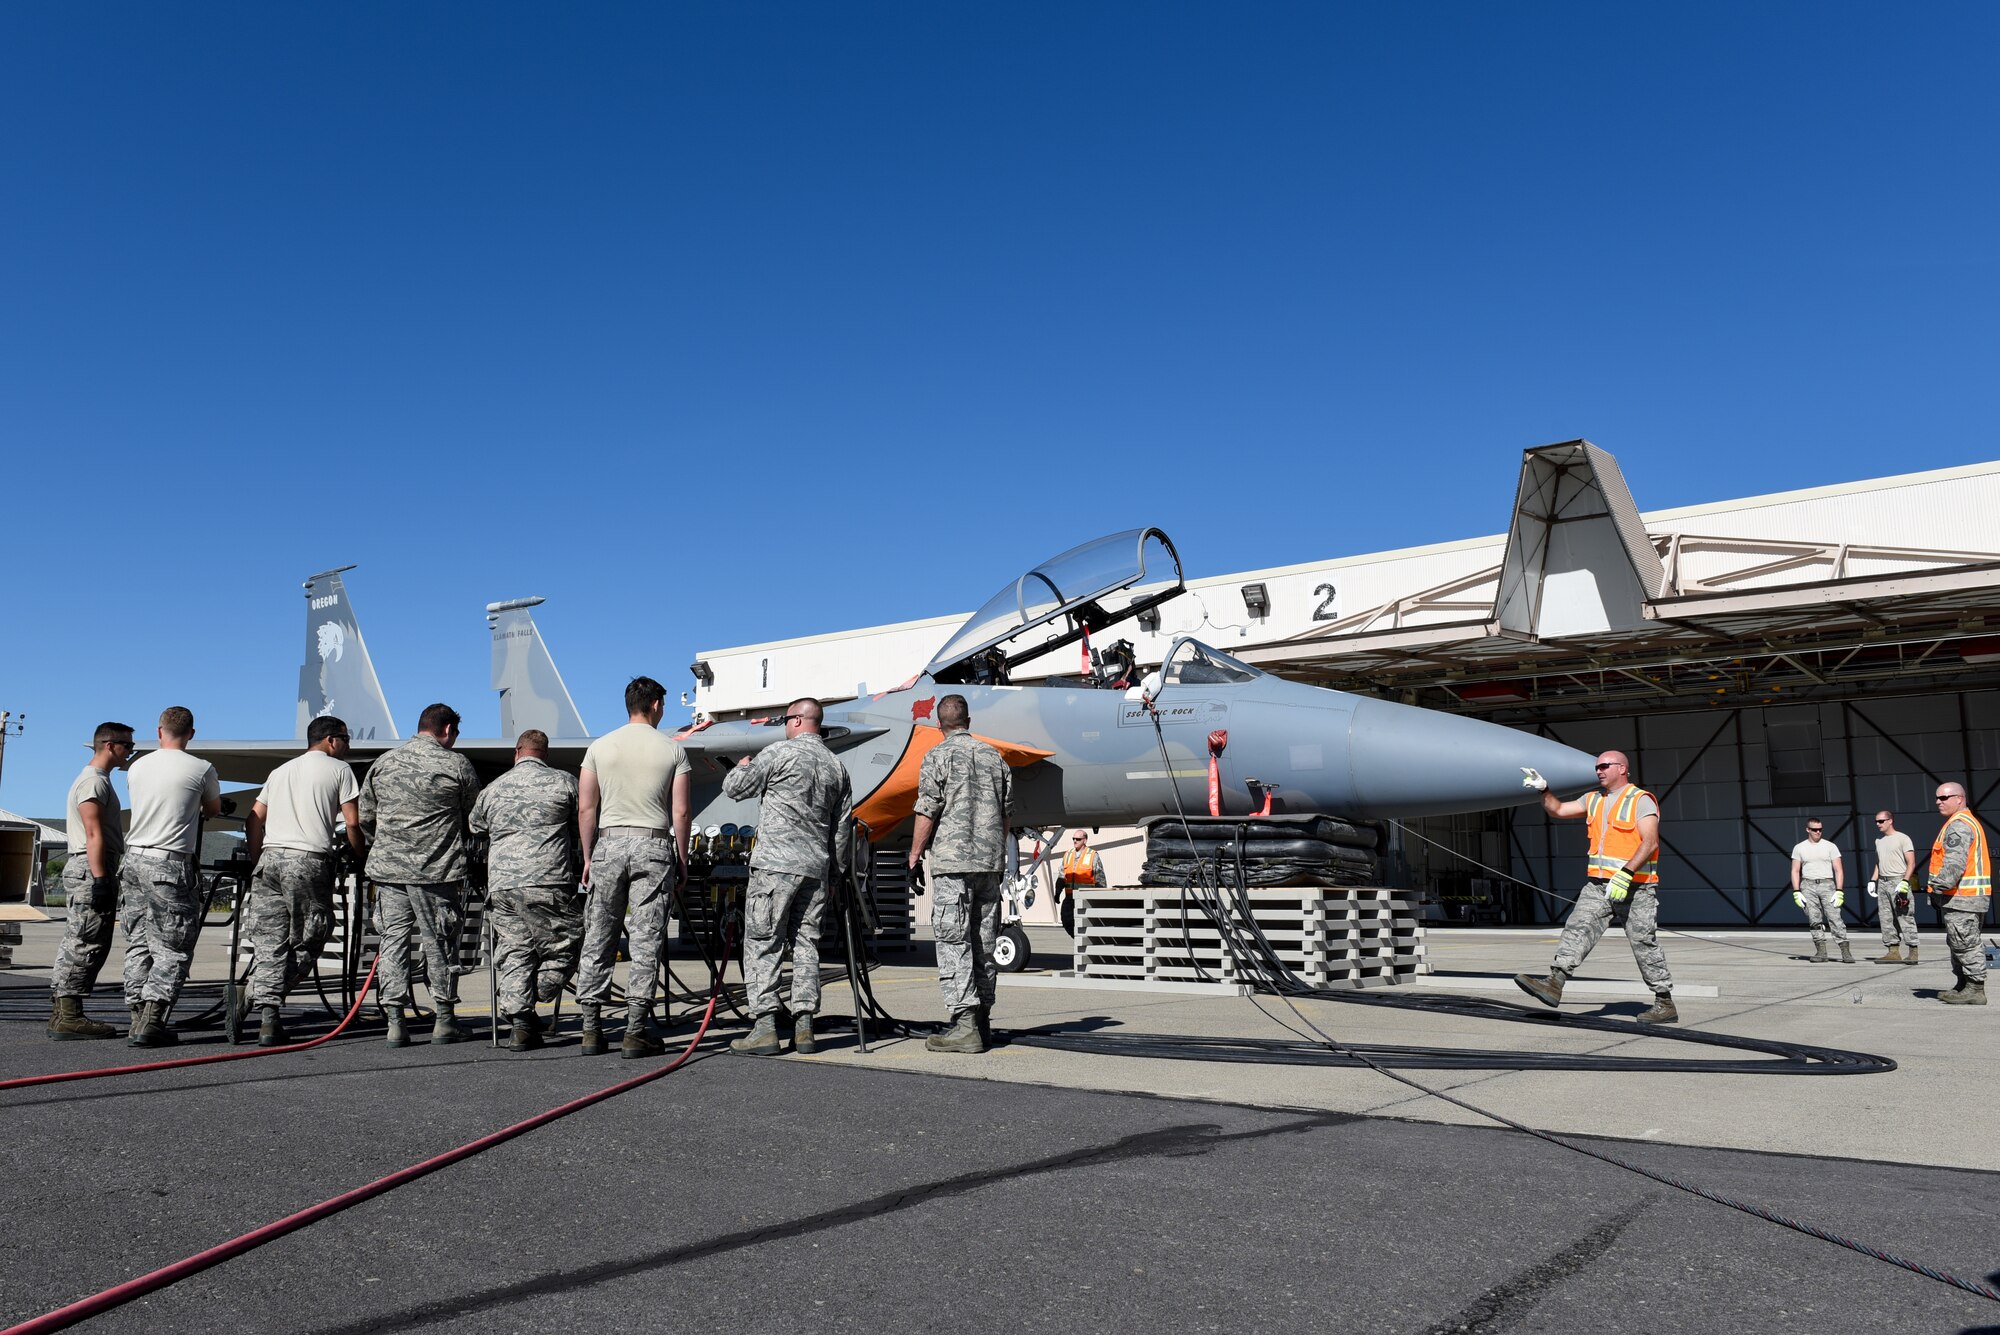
left=90, top=875, right=118, bottom=913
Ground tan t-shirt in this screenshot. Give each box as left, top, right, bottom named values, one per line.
left=1874, top=831, right=1915, bottom=881
left=66, top=764, right=124, bottom=864
left=258, top=749, right=361, bottom=853
left=581, top=722, right=690, bottom=830
left=126, top=747, right=221, bottom=855
left=1791, top=838, right=1841, bottom=883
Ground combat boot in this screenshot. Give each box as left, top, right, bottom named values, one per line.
left=129, top=1003, right=144, bottom=1035
left=257, top=1006, right=288, bottom=1048
left=793, top=1014, right=818, bottom=1055
left=1906, top=946, right=1920, bottom=966
left=127, top=1000, right=179, bottom=1048
left=731, top=1016, right=783, bottom=1056
left=975, top=1005, right=997, bottom=1048
left=430, top=1005, right=468, bottom=1045
left=579, top=1004, right=606, bottom=1056
left=1940, top=982, right=1988, bottom=1006
left=1809, top=941, right=1828, bottom=962
left=384, top=1005, right=409, bottom=1048
left=621, top=1012, right=665, bottom=1060
left=1839, top=942, right=1855, bottom=964
left=1513, top=967, right=1568, bottom=1009
left=924, top=1010, right=986, bottom=1054
left=509, top=1016, right=544, bottom=1052
left=1871, top=946, right=1904, bottom=964
left=47, top=995, right=118, bottom=1041
left=1636, top=993, right=1679, bottom=1025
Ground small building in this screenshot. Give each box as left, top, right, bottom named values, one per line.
left=0, top=807, right=65, bottom=906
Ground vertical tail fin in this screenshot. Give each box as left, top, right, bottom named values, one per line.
left=488, top=597, right=589, bottom=740
left=297, top=566, right=400, bottom=742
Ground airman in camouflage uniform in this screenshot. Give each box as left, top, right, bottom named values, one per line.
left=48, top=722, right=136, bottom=1040
left=1928, top=783, right=1990, bottom=1005
left=909, top=694, right=1013, bottom=1054
left=243, top=715, right=364, bottom=1045
left=120, top=706, right=223, bottom=1047
left=576, top=678, right=692, bottom=1058
left=470, top=730, right=583, bottom=1051
left=359, top=704, right=481, bottom=1046
left=723, top=697, right=854, bottom=1057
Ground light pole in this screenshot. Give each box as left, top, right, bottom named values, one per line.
left=0, top=710, right=23, bottom=799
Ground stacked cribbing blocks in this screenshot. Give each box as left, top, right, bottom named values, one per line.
left=1074, top=885, right=1426, bottom=991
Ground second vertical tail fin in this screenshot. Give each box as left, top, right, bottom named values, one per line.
left=489, top=597, right=589, bottom=740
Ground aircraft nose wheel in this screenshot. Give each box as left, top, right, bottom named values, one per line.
left=994, top=924, right=1031, bottom=973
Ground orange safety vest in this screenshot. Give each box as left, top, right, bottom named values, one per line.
left=1585, top=784, right=1659, bottom=885
left=1060, top=847, right=1100, bottom=888
left=1928, top=809, right=1992, bottom=898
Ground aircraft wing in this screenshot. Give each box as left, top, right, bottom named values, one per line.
left=195, top=725, right=889, bottom=787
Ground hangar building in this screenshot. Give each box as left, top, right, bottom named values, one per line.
left=691, top=442, right=2000, bottom=930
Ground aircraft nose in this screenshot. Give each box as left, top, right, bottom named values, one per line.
left=1345, top=697, right=1600, bottom=818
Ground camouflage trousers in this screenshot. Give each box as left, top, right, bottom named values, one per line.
left=120, top=850, right=204, bottom=1007
left=1799, top=880, right=1847, bottom=944
left=932, top=871, right=1002, bottom=1016
left=491, top=883, right=585, bottom=1020
left=1943, top=907, right=1988, bottom=986
left=374, top=882, right=465, bottom=1009
left=247, top=850, right=337, bottom=1007
left=1877, top=884, right=1918, bottom=950
left=51, top=857, right=119, bottom=999
left=1551, top=879, right=1672, bottom=994
left=741, top=869, right=830, bottom=1020
left=577, top=834, right=677, bottom=1019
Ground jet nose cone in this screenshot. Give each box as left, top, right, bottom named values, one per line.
left=1346, top=698, right=1600, bottom=818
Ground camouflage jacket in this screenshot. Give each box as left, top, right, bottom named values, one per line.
left=721, top=732, right=854, bottom=879
left=359, top=734, right=481, bottom=885
left=916, top=730, right=1013, bottom=873
left=1932, top=816, right=1991, bottom=908
left=469, top=758, right=579, bottom=890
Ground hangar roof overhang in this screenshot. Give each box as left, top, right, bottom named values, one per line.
left=1238, top=440, right=2000, bottom=719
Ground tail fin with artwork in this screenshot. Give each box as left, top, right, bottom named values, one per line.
left=297, top=566, right=400, bottom=742
left=488, top=597, right=589, bottom=740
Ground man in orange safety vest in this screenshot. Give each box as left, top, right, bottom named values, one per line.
left=1513, top=750, right=1677, bottom=1025
left=1927, top=782, right=1990, bottom=1006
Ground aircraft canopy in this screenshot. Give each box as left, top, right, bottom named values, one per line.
left=928, top=528, right=1185, bottom=682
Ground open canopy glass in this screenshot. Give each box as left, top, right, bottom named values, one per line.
left=927, top=528, right=1185, bottom=683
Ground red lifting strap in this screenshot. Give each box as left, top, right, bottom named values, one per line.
left=1206, top=730, right=1228, bottom=816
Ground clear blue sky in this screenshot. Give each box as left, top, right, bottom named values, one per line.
left=2, top=3, right=1995, bottom=812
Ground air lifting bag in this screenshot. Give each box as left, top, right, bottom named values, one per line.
left=1140, top=815, right=1380, bottom=851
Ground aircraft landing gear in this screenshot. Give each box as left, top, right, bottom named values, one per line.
left=993, top=924, right=1031, bottom=973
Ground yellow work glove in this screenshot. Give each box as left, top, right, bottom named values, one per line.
left=1897, top=879, right=1912, bottom=896
left=1834, top=890, right=1844, bottom=908
left=1605, top=868, right=1633, bottom=902
left=1790, top=890, right=1804, bottom=909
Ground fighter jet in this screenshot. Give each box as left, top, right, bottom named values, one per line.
left=197, top=531, right=1597, bottom=836
left=674, top=528, right=1597, bottom=836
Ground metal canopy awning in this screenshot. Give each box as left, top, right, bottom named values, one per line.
left=1239, top=440, right=2000, bottom=716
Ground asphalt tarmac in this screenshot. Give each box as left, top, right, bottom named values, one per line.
left=4, top=961, right=1999, bottom=1335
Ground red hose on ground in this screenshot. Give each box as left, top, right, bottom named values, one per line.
left=3, top=982, right=722, bottom=1335
left=0, top=961, right=383, bottom=1092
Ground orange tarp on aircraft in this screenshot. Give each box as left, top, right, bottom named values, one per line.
left=853, top=725, right=1052, bottom=839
